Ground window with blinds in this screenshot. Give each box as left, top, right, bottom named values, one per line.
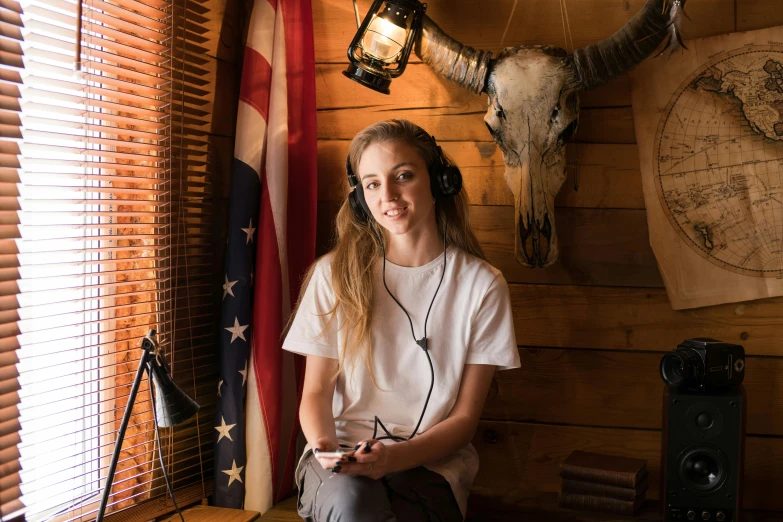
left=0, top=0, right=222, bottom=517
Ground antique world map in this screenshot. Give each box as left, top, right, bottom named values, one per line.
left=654, top=46, right=783, bottom=277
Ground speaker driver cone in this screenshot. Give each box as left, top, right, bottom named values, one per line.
left=678, top=446, right=729, bottom=494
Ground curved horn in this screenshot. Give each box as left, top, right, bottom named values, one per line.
left=414, top=15, right=492, bottom=95
left=571, top=0, right=686, bottom=91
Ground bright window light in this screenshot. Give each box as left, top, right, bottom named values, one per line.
left=15, top=0, right=116, bottom=518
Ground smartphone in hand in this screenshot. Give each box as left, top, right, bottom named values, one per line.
left=315, top=449, right=353, bottom=459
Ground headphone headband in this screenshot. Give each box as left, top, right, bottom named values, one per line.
left=346, top=155, right=359, bottom=188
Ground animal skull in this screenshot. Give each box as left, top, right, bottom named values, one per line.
left=484, top=46, right=579, bottom=267
left=415, top=0, right=685, bottom=267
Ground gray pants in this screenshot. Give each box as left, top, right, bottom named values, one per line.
left=295, top=450, right=463, bottom=521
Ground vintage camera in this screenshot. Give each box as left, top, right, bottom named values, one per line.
left=660, top=338, right=745, bottom=391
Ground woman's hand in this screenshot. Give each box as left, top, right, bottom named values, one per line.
left=312, top=437, right=350, bottom=471
left=326, top=439, right=388, bottom=480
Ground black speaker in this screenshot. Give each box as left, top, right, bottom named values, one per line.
left=660, top=385, right=746, bottom=522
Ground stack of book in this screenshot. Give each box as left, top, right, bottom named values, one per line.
left=557, top=450, right=648, bottom=516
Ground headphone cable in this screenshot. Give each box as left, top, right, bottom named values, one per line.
left=372, top=214, right=448, bottom=443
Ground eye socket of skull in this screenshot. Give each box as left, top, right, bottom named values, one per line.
left=483, top=87, right=514, bottom=157
left=554, top=90, right=580, bottom=146
left=557, top=119, right=578, bottom=145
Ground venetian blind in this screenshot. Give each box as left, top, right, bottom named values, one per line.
left=0, top=0, right=221, bottom=517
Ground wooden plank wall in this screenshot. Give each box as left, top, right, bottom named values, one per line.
left=312, top=0, right=783, bottom=516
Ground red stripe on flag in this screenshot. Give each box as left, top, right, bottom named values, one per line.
left=239, top=47, right=272, bottom=122
left=252, top=162, right=285, bottom=502
left=278, top=0, right=317, bottom=502
left=249, top=0, right=317, bottom=506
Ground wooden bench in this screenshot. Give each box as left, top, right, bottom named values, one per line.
left=256, top=493, right=665, bottom=521
left=168, top=497, right=777, bottom=521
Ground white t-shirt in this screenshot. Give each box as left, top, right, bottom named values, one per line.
left=282, top=245, right=521, bottom=519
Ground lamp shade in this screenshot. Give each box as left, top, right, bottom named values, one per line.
left=149, top=355, right=200, bottom=428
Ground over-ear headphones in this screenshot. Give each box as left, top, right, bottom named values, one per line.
left=346, top=136, right=463, bottom=223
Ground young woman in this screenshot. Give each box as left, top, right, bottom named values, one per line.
left=282, top=119, right=520, bottom=521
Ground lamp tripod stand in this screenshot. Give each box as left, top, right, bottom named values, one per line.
left=95, top=330, right=200, bottom=522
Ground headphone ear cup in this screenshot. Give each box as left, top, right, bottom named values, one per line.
left=435, top=165, right=462, bottom=198
left=346, top=154, right=372, bottom=223
left=349, top=185, right=371, bottom=223
left=431, top=144, right=462, bottom=199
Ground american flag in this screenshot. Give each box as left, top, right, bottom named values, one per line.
left=213, top=0, right=317, bottom=511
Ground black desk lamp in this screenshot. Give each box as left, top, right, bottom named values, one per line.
left=95, top=329, right=200, bottom=521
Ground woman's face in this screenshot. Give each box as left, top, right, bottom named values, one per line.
left=357, top=140, right=435, bottom=236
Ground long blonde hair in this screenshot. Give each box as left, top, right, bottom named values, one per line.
left=286, top=119, right=486, bottom=384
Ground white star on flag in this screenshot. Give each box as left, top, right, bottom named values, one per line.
left=214, top=416, right=236, bottom=443
left=223, top=275, right=238, bottom=300
left=222, top=459, right=244, bottom=487
left=217, top=379, right=223, bottom=397
left=241, top=219, right=256, bottom=244
left=239, top=360, right=248, bottom=386
left=225, top=317, right=249, bottom=343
